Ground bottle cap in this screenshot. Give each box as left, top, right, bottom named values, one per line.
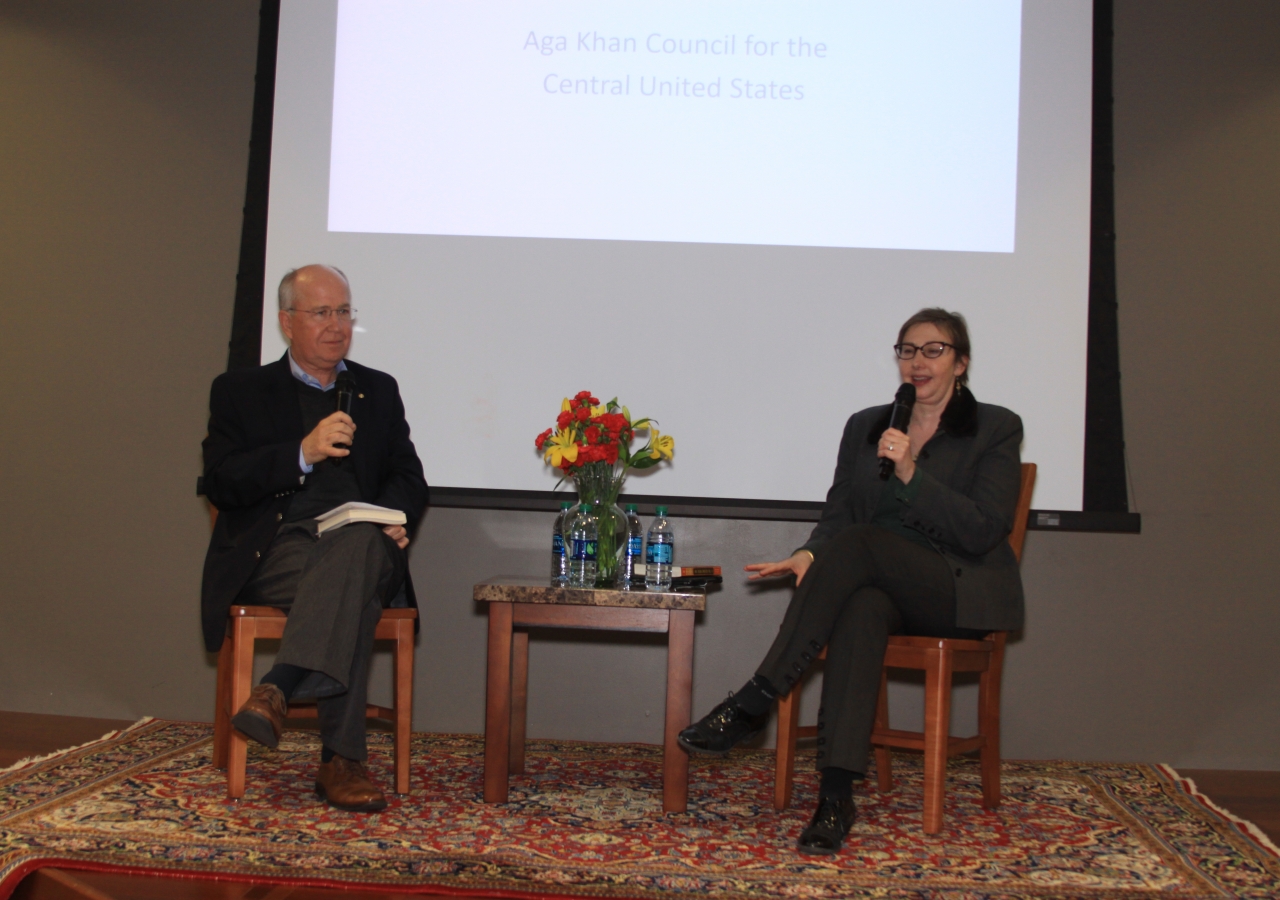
left=656, top=505, right=668, bottom=515
left=625, top=504, right=637, bottom=512
left=560, top=501, right=572, bottom=509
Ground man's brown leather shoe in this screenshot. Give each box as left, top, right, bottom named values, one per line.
left=315, top=756, right=388, bottom=812
left=230, top=683, right=287, bottom=749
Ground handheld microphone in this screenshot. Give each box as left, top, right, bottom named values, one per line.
left=878, top=383, right=916, bottom=481
left=334, top=370, right=356, bottom=454
left=335, top=370, right=356, bottom=416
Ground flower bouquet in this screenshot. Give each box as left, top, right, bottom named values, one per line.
left=535, top=391, right=675, bottom=586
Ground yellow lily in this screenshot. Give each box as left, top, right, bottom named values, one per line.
left=590, top=404, right=607, bottom=418
left=649, top=429, right=675, bottom=460
left=544, top=429, right=579, bottom=467
left=561, top=398, right=572, bottom=412
left=622, top=406, right=632, bottom=423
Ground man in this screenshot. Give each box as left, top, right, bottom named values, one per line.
left=201, top=265, right=428, bottom=811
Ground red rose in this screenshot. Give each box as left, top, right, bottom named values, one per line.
left=557, top=410, right=572, bottom=429
left=574, top=407, right=591, bottom=422
left=535, top=428, right=553, bottom=450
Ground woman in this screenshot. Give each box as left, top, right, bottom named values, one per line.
left=678, top=308, right=1025, bottom=854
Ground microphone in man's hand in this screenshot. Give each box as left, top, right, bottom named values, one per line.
left=878, top=383, right=917, bottom=481
left=334, top=370, right=356, bottom=454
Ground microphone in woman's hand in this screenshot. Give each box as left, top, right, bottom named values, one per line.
left=878, top=383, right=916, bottom=480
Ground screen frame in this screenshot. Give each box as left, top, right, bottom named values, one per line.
left=224, top=0, right=1138, bottom=534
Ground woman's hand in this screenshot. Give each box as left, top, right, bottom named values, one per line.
left=878, top=427, right=915, bottom=484
left=745, top=550, right=815, bottom=585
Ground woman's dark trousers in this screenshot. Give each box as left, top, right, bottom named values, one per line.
left=756, top=524, right=984, bottom=774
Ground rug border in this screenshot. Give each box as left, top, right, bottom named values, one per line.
left=1158, top=764, right=1280, bottom=859
left=0, top=717, right=153, bottom=775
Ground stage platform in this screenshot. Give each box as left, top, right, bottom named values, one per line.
left=3, top=711, right=1277, bottom=900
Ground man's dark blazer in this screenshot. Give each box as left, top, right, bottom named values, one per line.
left=799, top=387, right=1025, bottom=632
left=200, top=353, right=429, bottom=652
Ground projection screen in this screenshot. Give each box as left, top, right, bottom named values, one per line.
left=263, top=0, right=1093, bottom=511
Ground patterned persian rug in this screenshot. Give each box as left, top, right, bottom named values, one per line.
left=1, top=719, right=1277, bottom=900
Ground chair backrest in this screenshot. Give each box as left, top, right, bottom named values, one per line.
left=1008, top=463, right=1036, bottom=563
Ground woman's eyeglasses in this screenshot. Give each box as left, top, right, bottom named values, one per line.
left=893, top=342, right=954, bottom=360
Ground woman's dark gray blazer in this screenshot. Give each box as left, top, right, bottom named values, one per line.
left=799, top=388, right=1025, bottom=632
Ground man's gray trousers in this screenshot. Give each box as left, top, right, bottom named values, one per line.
left=240, top=521, right=404, bottom=761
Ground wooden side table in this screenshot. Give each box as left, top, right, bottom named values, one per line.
left=475, top=577, right=706, bottom=813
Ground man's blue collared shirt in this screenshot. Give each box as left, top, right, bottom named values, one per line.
left=289, top=353, right=347, bottom=473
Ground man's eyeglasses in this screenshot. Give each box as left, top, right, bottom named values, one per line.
left=893, top=341, right=954, bottom=360
left=285, top=306, right=357, bottom=324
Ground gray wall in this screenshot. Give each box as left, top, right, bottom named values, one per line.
left=1, top=1, right=1277, bottom=770
left=0, top=1, right=256, bottom=717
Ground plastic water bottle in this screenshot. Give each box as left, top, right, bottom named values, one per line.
left=550, top=501, right=571, bottom=585
left=616, top=504, right=644, bottom=589
left=644, top=505, right=674, bottom=591
left=567, top=502, right=599, bottom=588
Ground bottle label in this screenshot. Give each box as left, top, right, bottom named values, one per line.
left=627, top=536, right=643, bottom=557
left=646, top=542, right=673, bottom=564
left=552, top=534, right=565, bottom=556
left=571, top=538, right=597, bottom=561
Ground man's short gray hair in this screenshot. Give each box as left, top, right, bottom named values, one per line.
left=277, top=265, right=351, bottom=311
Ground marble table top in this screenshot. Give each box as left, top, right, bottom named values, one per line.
left=473, top=577, right=706, bottom=611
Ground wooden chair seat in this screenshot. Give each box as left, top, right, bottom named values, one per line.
left=773, top=463, right=1035, bottom=833
left=211, top=604, right=417, bottom=799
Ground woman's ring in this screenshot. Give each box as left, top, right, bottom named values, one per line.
left=888, top=444, right=894, bottom=451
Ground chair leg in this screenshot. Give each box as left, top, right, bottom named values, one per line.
left=212, top=634, right=233, bottom=769
left=393, top=619, right=414, bottom=795
left=978, top=662, right=1002, bottom=810
left=874, top=670, right=893, bottom=793
left=509, top=631, right=529, bottom=776
left=226, top=617, right=257, bottom=800
left=773, top=683, right=802, bottom=810
left=921, top=647, right=953, bottom=834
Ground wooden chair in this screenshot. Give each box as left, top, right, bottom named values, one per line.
left=773, top=462, right=1037, bottom=833
left=211, top=605, right=417, bottom=799
left=205, top=509, right=417, bottom=799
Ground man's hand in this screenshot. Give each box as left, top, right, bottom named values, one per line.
left=301, top=412, right=356, bottom=465
left=745, top=550, right=815, bottom=585
left=382, top=524, right=409, bottom=550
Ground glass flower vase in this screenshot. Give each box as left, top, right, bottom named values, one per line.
left=572, top=463, right=627, bottom=587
